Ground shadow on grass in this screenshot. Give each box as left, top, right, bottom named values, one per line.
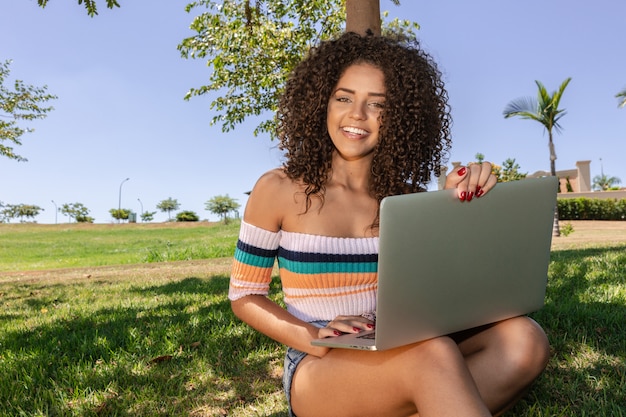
left=136, top=275, right=230, bottom=297
left=509, top=245, right=626, bottom=415
left=0, top=274, right=287, bottom=416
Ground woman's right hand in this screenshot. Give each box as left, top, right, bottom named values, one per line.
left=318, top=315, right=375, bottom=338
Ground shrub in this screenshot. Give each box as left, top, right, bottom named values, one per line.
left=560, top=222, right=575, bottom=236
left=176, top=210, right=199, bottom=222
left=558, top=198, right=626, bottom=220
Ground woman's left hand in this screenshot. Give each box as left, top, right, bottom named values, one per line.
left=444, top=162, right=497, bottom=202
left=320, top=315, right=375, bottom=339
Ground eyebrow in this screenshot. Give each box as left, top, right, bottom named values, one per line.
left=334, top=87, right=386, bottom=98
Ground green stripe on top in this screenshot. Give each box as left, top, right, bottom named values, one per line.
left=234, top=247, right=276, bottom=269
left=278, top=256, right=378, bottom=274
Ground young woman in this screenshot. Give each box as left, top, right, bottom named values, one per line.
left=229, top=32, right=550, bottom=417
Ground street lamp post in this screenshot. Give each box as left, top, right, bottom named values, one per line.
left=600, top=157, right=604, bottom=177
left=138, top=198, right=143, bottom=222
left=51, top=200, right=57, bottom=224
left=118, top=178, right=130, bottom=223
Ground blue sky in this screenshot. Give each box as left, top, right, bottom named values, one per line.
left=2, top=0, right=625, bottom=224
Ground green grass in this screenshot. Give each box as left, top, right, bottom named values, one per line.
left=0, top=273, right=287, bottom=416
left=509, top=246, right=626, bottom=416
left=0, top=222, right=240, bottom=271
left=0, top=223, right=625, bottom=416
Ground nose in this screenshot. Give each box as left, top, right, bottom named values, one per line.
left=350, top=102, right=367, bottom=120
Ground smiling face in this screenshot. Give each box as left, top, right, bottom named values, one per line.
left=326, top=63, right=386, bottom=163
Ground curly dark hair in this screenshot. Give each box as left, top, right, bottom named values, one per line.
left=277, top=32, right=452, bottom=216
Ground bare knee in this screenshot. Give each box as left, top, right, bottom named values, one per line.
left=499, top=317, right=550, bottom=382
left=412, top=336, right=465, bottom=366
left=401, top=336, right=469, bottom=382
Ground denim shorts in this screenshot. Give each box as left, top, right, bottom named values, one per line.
left=282, top=321, right=328, bottom=417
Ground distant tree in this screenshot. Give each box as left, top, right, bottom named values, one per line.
left=141, top=211, right=156, bottom=222
left=37, top=0, right=120, bottom=17
left=16, top=204, right=44, bottom=222
left=593, top=174, right=622, bottom=191
left=176, top=210, right=199, bottom=222
left=205, top=194, right=240, bottom=224
left=0, top=60, right=57, bottom=161
left=616, top=87, right=626, bottom=108
left=503, top=78, right=571, bottom=237
left=157, top=198, right=180, bottom=221
left=495, top=158, right=527, bottom=183
left=0, top=204, right=16, bottom=222
left=471, top=153, right=526, bottom=182
left=60, top=202, right=92, bottom=223
left=0, top=204, right=18, bottom=222
left=109, top=208, right=130, bottom=222
left=0, top=204, right=44, bottom=222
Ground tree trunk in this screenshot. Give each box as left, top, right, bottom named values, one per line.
left=548, top=130, right=561, bottom=237
left=548, top=133, right=557, bottom=177
left=345, top=0, right=381, bottom=36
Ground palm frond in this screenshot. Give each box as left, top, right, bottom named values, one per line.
left=503, top=97, right=538, bottom=118
left=535, top=81, right=551, bottom=107
left=551, top=77, right=572, bottom=109
left=616, top=87, right=626, bottom=108
left=551, top=109, right=567, bottom=133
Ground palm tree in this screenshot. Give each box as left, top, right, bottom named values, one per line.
left=593, top=174, right=622, bottom=191
left=503, top=77, right=572, bottom=236
left=616, top=87, right=626, bottom=108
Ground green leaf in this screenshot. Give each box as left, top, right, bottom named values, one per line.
left=178, top=0, right=419, bottom=138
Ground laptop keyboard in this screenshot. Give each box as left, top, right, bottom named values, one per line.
left=357, top=332, right=376, bottom=340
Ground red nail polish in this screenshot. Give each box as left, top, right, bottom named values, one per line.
left=457, top=167, right=467, bottom=176
left=460, top=191, right=467, bottom=201
left=476, top=185, right=482, bottom=194
left=467, top=191, right=474, bottom=202
left=353, top=327, right=361, bottom=332
left=334, top=330, right=341, bottom=336
left=366, top=324, right=374, bottom=329
left=476, top=188, right=485, bottom=198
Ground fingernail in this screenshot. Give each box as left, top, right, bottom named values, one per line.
left=366, top=324, right=374, bottom=329
left=334, top=330, right=342, bottom=336
left=476, top=185, right=482, bottom=194
left=476, top=188, right=485, bottom=198
left=457, top=167, right=467, bottom=176
left=353, top=327, right=361, bottom=333
left=467, top=191, right=474, bottom=202
left=459, top=191, right=467, bottom=201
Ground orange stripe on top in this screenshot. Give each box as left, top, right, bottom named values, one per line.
left=279, top=268, right=377, bottom=290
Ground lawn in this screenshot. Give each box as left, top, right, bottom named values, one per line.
left=0, top=221, right=240, bottom=272
left=0, top=221, right=625, bottom=416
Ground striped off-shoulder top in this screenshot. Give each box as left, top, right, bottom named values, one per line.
left=229, top=221, right=379, bottom=322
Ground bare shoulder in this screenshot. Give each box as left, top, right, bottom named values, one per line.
left=254, top=168, right=291, bottom=190
left=243, top=168, right=299, bottom=231
left=252, top=168, right=298, bottom=201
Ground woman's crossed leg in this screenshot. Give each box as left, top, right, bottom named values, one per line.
left=290, top=316, right=550, bottom=417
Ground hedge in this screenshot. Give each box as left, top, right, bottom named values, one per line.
left=557, top=198, right=626, bottom=220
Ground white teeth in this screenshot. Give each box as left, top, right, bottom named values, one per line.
left=343, top=126, right=367, bottom=135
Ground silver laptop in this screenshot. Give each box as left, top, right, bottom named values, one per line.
left=312, top=176, right=558, bottom=350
